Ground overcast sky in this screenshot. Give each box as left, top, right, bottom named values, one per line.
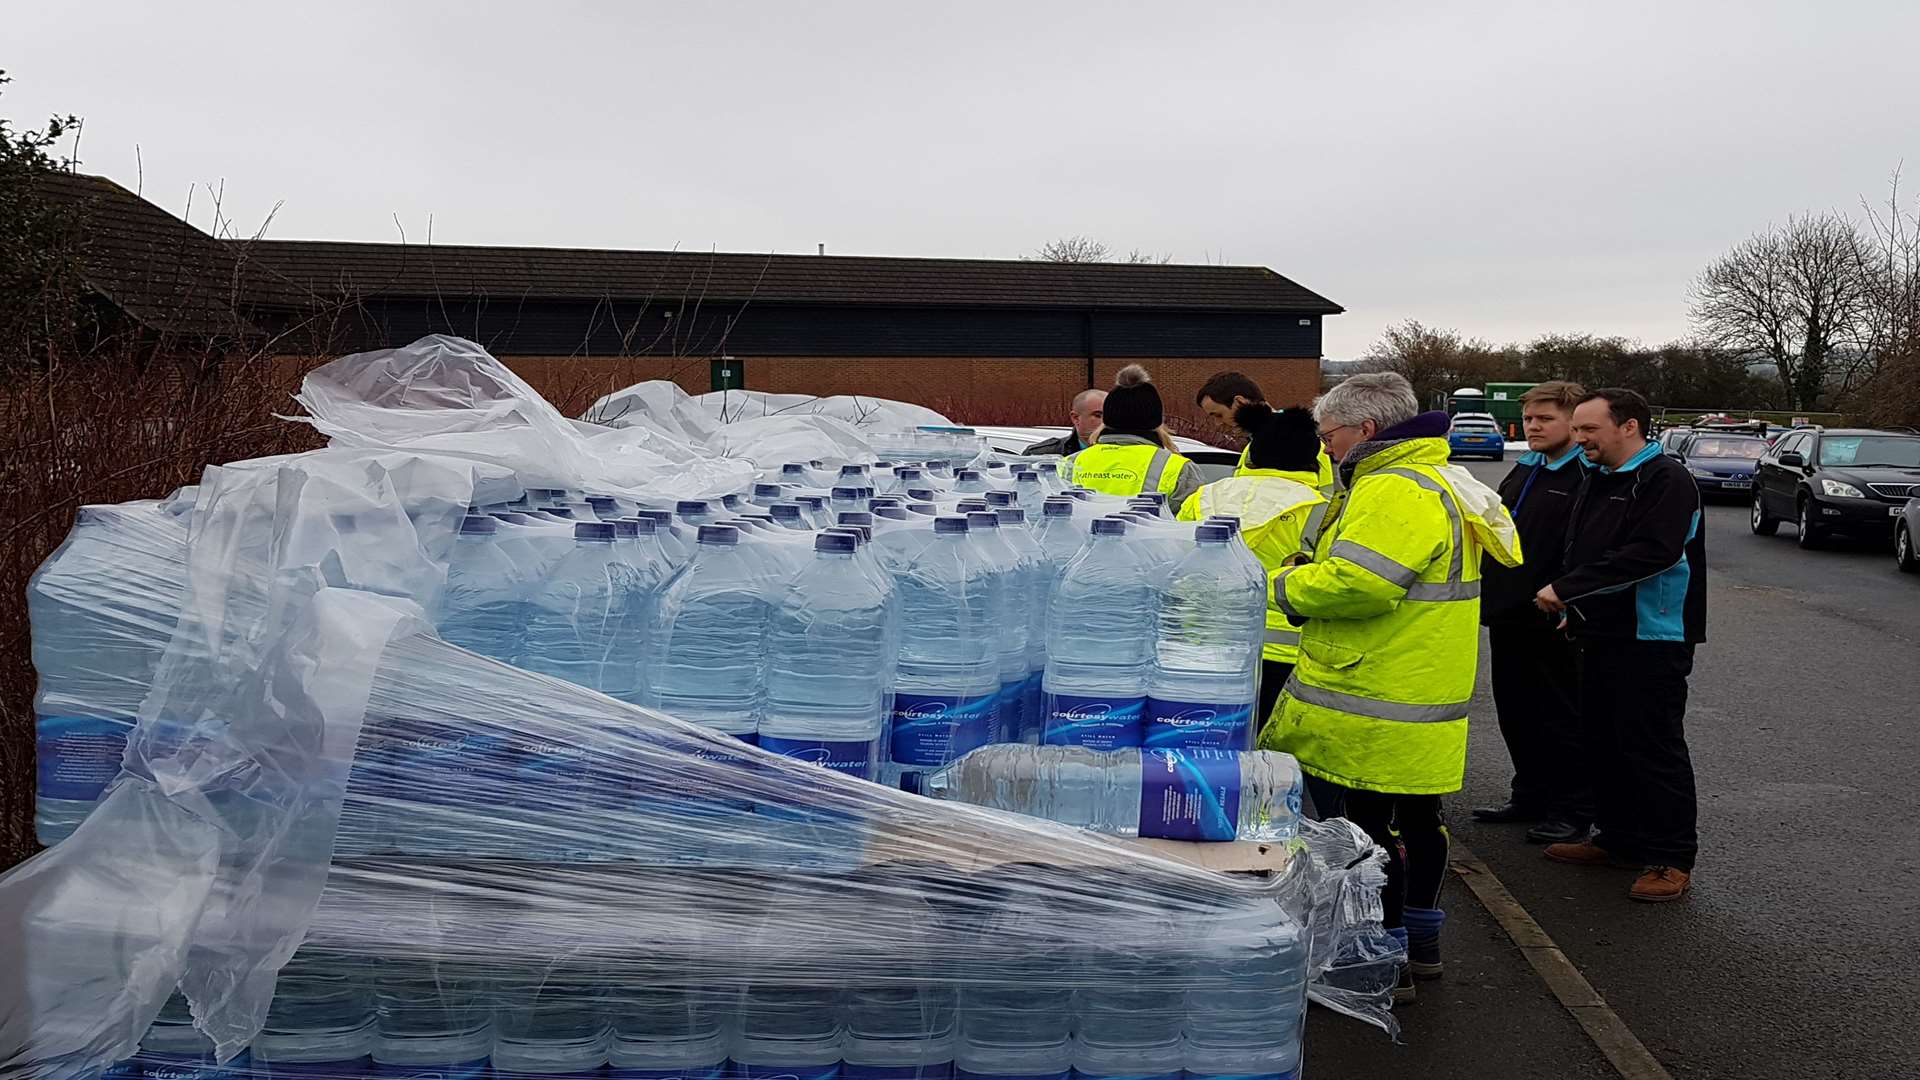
left=8, top=0, right=1918, bottom=357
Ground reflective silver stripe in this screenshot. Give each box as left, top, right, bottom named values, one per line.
left=1405, top=580, right=1481, bottom=602
left=1264, top=627, right=1302, bottom=647
left=1374, top=467, right=1464, bottom=583
left=1288, top=681, right=1469, bottom=724
left=1329, top=538, right=1419, bottom=589
left=1141, top=448, right=1173, bottom=492
left=1272, top=567, right=1306, bottom=621
left=1300, top=501, right=1331, bottom=554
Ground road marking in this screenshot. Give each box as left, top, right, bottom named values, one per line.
left=1450, top=842, right=1674, bottom=1080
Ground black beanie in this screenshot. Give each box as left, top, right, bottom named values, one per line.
left=1101, top=364, right=1164, bottom=435
left=1241, top=404, right=1321, bottom=473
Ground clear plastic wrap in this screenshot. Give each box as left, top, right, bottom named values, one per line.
left=5, top=339, right=1400, bottom=1080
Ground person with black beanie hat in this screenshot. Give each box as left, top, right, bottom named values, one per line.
left=1176, top=402, right=1331, bottom=721
left=1063, top=364, right=1203, bottom=507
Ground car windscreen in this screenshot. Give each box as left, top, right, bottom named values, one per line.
left=1688, top=437, right=1766, bottom=460
left=1818, top=435, right=1920, bottom=468
left=1452, top=423, right=1499, bottom=434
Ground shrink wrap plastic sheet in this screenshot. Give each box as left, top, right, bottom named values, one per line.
left=1, top=339, right=1399, bottom=1080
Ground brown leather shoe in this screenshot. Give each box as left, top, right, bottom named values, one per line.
left=1543, top=840, right=1638, bottom=867
left=1630, top=866, right=1692, bottom=903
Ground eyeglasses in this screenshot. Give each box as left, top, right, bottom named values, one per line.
left=1317, top=424, right=1355, bottom=445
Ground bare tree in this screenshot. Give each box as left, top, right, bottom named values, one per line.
left=1358, top=319, right=1507, bottom=408
left=1851, top=171, right=1920, bottom=425
left=1689, top=212, right=1873, bottom=410
left=1028, top=235, right=1111, bottom=263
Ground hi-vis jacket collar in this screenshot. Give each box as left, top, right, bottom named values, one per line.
left=1598, top=440, right=1662, bottom=475
left=1517, top=445, right=1589, bottom=471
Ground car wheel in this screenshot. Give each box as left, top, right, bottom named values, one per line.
left=1749, top=490, right=1779, bottom=536
left=1898, top=523, right=1920, bottom=574
left=1796, top=498, right=1826, bottom=550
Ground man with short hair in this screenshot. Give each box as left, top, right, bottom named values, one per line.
left=1536, top=387, right=1705, bottom=904
left=1023, top=388, right=1106, bottom=456
left=1196, top=370, right=1335, bottom=489
left=1263, top=371, right=1522, bottom=1001
left=1473, top=381, right=1595, bottom=844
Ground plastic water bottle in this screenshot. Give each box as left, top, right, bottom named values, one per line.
left=647, top=524, right=771, bottom=741
left=831, top=486, right=866, bottom=519
left=371, top=958, right=494, bottom=1080
left=491, top=964, right=610, bottom=1078
left=924, top=745, right=1302, bottom=841
left=1040, top=519, right=1155, bottom=750
left=995, top=508, right=1048, bottom=745
left=762, top=532, right=894, bottom=780
left=888, top=517, right=999, bottom=793
left=1012, top=471, right=1047, bottom=515
left=253, top=948, right=374, bottom=1079
left=676, top=500, right=717, bottom=527
left=956, top=885, right=1071, bottom=1080
left=734, top=981, right=843, bottom=1080
left=520, top=522, right=641, bottom=700
left=1183, top=906, right=1309, bottom=1080
left=1033, top=500, right=1084, bottom=574
left=437, top=516, right=527, bottom=665
left=636, top=510, right=693, bottom=569
left=1073, top=930, right=1183, bottom=1080
left=952, top=470, right=990, bottom=495
left=608, top=985, right=729, bottom=1080
left=770, top=503, right=813, bottom=530
left=108, top=991, right=253, bottom=1080
left=29, top=503, right=188, bottom=845
left=1146, top=524, right=1264, bottom=750
left=844, top=891, right=956, bottom=1080
left=965, top=512, right=1025, bottom=745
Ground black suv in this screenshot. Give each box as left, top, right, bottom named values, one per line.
left=1750, top=427, right=1920, bottom=548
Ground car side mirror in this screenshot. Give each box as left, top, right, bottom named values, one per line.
left=1779, top=451, right=1805, bottom=468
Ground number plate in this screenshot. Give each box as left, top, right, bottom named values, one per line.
left=1893, top=506, right=1906, bottom=517
left=1722, top=479, right=1752, bottom=490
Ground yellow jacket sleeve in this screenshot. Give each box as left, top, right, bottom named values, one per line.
left=1175, top=490, right=1205, bottom=521
left=1272, top=475, right=1448, bottom=622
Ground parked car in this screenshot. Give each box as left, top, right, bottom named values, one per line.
left=1750, top=427, right=1920, bottom=549
left=1447, top=414, right=1506, bottom=461
left=1673, top=433, right=1768, bottom=499
left=1657, top=426, right=1694, bottom=455
left=1898, top=497, right=1920, bottom=574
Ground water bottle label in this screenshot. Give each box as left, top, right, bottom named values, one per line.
left=125, top=1052, right=253, bottom=1080
left=608, top=1064, right=728, bottom=1080
left=843, top=1065, right=954, bottom=1080
left=1138, top=748, right=1242, bottom=841
left=373, top=1058, right=488, bottom=1080
left=253, top=1057, right=370, bottom=1079
left=1143, top=698, right=1254, bottom=750
left=1072, top=1072, right=1182, bottom=1080
left=890, top=692, right=996, bottom=766
left=736, top=1065, right=841, bottom=1080
left=955, top=1070, right=1067, bottom=1080
left=509, top=732, right=596, bottom=807
left=1041, top=694, right=1145, bottom=751
left=1183, top=1072, right=1296, bottom=1080
left=760, top=736, right=879, bottom=780
left=35, top=715, right=131, bottom=800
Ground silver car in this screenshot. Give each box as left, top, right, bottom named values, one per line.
left=1898, top=496, right=1920, bottom=574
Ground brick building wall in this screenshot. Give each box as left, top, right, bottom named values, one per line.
left=271, top=353, right=1321, bottom=436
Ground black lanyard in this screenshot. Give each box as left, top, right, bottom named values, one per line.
left=1513, top=460, right=1545, bottom=513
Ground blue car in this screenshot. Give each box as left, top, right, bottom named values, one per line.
left=1447, top=415, right=1506, bottom=460
left=1676, top=433, right=1767, bottom=497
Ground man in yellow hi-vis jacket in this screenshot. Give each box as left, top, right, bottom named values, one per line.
left=1064, top=364, right=1202, bottom=507
left=1261, top=372, right=1522, bottom=1004
left=1176, top=403, right=1329, bottom=722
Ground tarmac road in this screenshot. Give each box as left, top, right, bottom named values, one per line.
left=1306, top=457, right=1920, bottom=1079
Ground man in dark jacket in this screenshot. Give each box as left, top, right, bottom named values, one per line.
left=1472, top=381, right=1593, bottom=844
left=1535, top=387, right=1705, bottom=904
left=1023, top=388, right=1106, bottom=456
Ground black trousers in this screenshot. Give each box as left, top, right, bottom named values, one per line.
left=1257, top=658, right=1295, bottom=735
left=1331, top=787, right=1447, bottom=931
left=1488, top=623, right=1591, bottom=821
left=1576, top=639, right=1699, bottom=871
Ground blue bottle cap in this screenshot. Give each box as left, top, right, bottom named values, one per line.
left=586, top=495, right=619, bottom=510
left=831, top=486, right=862, bottom=500
left=1016, top=471, right=1040, bottom=481
left=623, top=515, right=658, bottom=535
left=611, top=519, right=640, bottom=539
left=491, top=511, right=533, bottom=524
left=797, top=495, right=828, bottom=509
left=906, top=487, right=938, bottom=501
left=857, top=486, right=877, bottom=500
left=1195, top=524, right=1233, bottom=543
left=957, top=469, right=983, bottom=481
left=460, top=515, right=497, bottom=535
left=870, top=496, right=904, bottom=507
left=548, top=507, right=576, bottom=519
left=676, top=500, right=710, bottom=515
left=782, top=462, right=809, bottom=476
left=697, top=524, right=741, bottom=545
left=897, top=468, right=925, bottom=480
left=956, top=499, right=990, bottom=513
left=770, top=503, right=805, bottom=521
left=753, top=483, right=785, bottom=499
left=875, top=506, right=911, bottom=520
left=638, top=508, right=674, bottom=526
left=967, top=511, right=1000, bottom=530
left=985, top=491, right=1016, bottom=507
left=1091, top=518, right=1128, bottom=537
left=839, top=464, right=869, bottom=477
left=996, top=508, right=1026, bottom=525
left=721, top=494, right=744, bottom=509
left=934, top=516, right=970, bottom=534
left=907, top=502, right=938, bottom=515
left=575, top=522, right=615, bottom=541
left=1135, top=492, right=1168, bottom=506
left=1037, top=461, right=1059, bottom=473
left=837, top=511, right=874, bottom=526
left=1042, top=500, right=1075, bottom=517
left=825, top=525, right=870, bottom=544
left=816, top=532, right=859, bottom=554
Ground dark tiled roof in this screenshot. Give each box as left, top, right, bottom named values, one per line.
left=241, top=240, right=1343, bottom=314
left=29, top=173, right=293, bottom=335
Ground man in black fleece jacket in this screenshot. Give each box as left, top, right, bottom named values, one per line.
left=1534, top=388, right=1705, bottom=904
left=1473, top=382, right=1593, bottom=844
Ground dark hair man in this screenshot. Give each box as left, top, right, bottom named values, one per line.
left=1472, top=381, right=1594, bottom=844
left=1534, top=387, right=1705, bottom=903
left=1197, top=370, right=1335, bottom=490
